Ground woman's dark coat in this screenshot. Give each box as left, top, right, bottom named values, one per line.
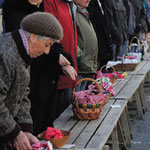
left=2, top=0, right=74, bottom=135
left=88, top=0, right=113, bottom=68
left=29, top=44, right=73, bottom=135
left=103, top=0, right=128, bottom=45
left=3, top=0, right=44, bottom=32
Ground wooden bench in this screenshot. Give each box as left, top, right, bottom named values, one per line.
left=54, top=100, right=132, bottom=150
left=112, top=74, right=146, bottom=119
left=128, top=61, right=150, bottom=76
left=143, top=53, right=150, bottom=61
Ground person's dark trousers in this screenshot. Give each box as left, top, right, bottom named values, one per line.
left=55, top=88, right=72, bottom=119
left=115, top=45, right=121, bottom=61
left=0, top=144, right=4, bottom=150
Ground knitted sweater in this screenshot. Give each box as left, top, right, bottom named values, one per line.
left=0, top=31, right=33, bottom=143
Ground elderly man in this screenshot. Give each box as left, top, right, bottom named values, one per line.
left=0, top=12, right=76, bottom=150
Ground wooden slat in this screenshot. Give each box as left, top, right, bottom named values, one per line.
left=111, top=126, right=119, bottom=150
left=143, top=53, right=150, bottom=61
left=102, top=145, right=110, bottom=150
left=120, top=108, right=132, bottom=147
left=115, top=75, right=145, bottom=100
left=54, top=105, right=77, bottom=129
left=130, top=61, right=150, bottom=75
left=129, top=61, right=147, bottom=75
left=112, top=75, right=132, bottom=97
left=139, top=85, right=147, bottom=112
left=54, top=100, right=116, bottom=150
left=134, top=90, right=144, bottom=119
left=86, top=100, right=128, bottom=150
left=73, top=100, right=115, bottom=148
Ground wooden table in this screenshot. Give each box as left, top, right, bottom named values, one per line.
left=112, top=74, right=146, bottom=119
left=54, top=100, right=131, bottom=150
left=143, top=53, right=150, bottom=61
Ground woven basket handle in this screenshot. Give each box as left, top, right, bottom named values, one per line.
left=121, top=54, right=126, bottom=63
left=100, top=64, right=116, bottom=73
left=72, top=78, right=101, bottom=100
left=128, top=36, right=141, bottom=53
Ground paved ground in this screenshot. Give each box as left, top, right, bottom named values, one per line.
left=129, top=86, right=150, bottom=150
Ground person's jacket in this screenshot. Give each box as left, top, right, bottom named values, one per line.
left=44, top=0, right=78, bottom=89
left=0, top=31, right=33, bottom=144
left=103, top=0, right=128, bottom=45
left=76, top=7, right=98, bottom=74
left=130, top=0, right=148, bottom=33
left=2, top=0, right=75, bottom=135
left=115, top=0, right=128, bottom=43
left=88, top=0, right=113, bottom=67
left=2, top=0, right=44, bottom=32
left=29, top=42, right=74, bottom=135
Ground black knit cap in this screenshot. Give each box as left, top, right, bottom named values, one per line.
left=20, top=12, right=63, bottom=40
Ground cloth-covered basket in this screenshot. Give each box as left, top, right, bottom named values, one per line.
left=97, top=65, right=117, bottom=84
left=114, top=54, right=139, bottom=71
left=72, top=78, right=103, bottom=120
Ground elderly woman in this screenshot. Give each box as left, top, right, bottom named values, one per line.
left=3, top=0, right=77, bottom=135
left=0, top=11, right=63, bottom=150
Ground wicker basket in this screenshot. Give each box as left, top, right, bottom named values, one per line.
left=72, top=78, right=103, bottom=120
left=114, top=63, right=139, bottom=71
left=104, top=94, right=111, bottom=105
left=114, top=36, right=141, bottom=71
left=114, top=53, right=139, bottom=71
left=99, top=65, right=117, bottom=84
left=38, top=130, right=70, bottom=148
left=128, top=36, right=141, bottom=53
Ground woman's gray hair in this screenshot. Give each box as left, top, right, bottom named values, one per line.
left=24, top=31, right=55, bottom=41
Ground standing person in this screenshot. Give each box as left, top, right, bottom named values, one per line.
left=145, top=0, right=150, bottom=23
left=44, top=0, right=78, bottom=118
left=101, top=0, right=128, bottom=60
left=144, top=0, right=150, bottom=31
left=0, top=12, right=63, bottom=150
left=3, top=0, right=44, bottom=32
left=95, top=0, right=122, bottom=61
left=88, top=0, right=113, bottom=68
left=3, top=0, right=77, bottom=135
left=130, top=0, right=148, bottom=39
left=116, top=0, right=128, bottom=57
left=74, top=0, right=98, bottom=91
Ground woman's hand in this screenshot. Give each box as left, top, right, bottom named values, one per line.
left=59, top=54, right=70, bottom=66
left=62, top=65, right=77, bottom=81
left=24, top=132, right=39, bottom=144
left=13, top=131, right=32, bottom=150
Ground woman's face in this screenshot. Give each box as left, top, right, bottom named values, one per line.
left=28, top=0, right=43, bottom=7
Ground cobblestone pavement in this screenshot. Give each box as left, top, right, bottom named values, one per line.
left=129, top=87, right=150, bottom=150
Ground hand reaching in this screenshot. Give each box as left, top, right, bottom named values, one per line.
left=59, top=54, right=70, bottom=66
left=62, top=65, right=77, bottom=81
left=13, top=131, right=32, bottom=150
left=24, top=132, right=39, bottom=144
